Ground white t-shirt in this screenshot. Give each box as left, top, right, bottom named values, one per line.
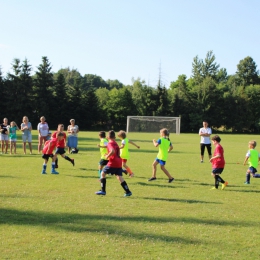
left=199, top=127, right=212, bottom=144
left=68, top=125, right=79, bottom=137
left=37, top=122, right=49, bottom=137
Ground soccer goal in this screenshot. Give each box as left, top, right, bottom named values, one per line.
left=126, top=116, right=181, bottom=134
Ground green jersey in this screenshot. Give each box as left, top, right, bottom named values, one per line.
left=120, top=138, right=129, bottom=159
left=247, top=149, right=259, bottom=168
left=100, top=138, right=108, bottom=159
left=157, top=137, right=171, bottom=161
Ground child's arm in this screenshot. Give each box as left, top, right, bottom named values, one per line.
left=209, top=153, right=221, bottom=162
left=153, top=139, right=159, bottom=147
left=243, top=156, right=249, bottom=166
left=15, top=123, right=20, bottom=130
left=129, top=140, right=140, bottom=149
left=168, top=144, right=173, bottom=152
left=97, top=144, right=107, bottom=148
left=119, top=143, right=125, bottom=149
left=105, top=148, right=115, bottom=159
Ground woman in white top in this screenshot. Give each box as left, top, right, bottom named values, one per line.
left=67, top=119, right=79, bottom=153
left=199, top=120, right=212, bottom=163
left=21, top=116, right=33, bottom=154
left=37, top=116, right=49, bottom=153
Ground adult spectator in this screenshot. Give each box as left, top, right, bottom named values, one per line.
left=21, top=116, right=32, bottom=154
left=37, top=116, right=49, bottom=153
left=0, top=118, right=9, bottom=154
left=67, top=119, right=79, bottom=153
left=199, top=120, right=212, bottom=163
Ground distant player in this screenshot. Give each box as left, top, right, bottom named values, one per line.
left=117, top=130, right=140, bottom=177
left=97, top=131, right=109, bottom=178
left=243, top=140, right=260, bottom=184
left=41, top=132, right=64, bottom=174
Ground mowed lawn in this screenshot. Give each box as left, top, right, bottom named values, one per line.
left=1, top=131, right=260, bottom=260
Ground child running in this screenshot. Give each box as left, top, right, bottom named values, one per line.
left=97, top=131, right=109, bottom=178
left=52, top=124, right=75, bottom=168
left=41, top=132, right=64, bottom=174
left=95, top=130, right=132, bottom=197
left=243, top=140, right=260, bottom=184
left=148, top=128, right=174, bottom=183
left=8, top=121, right=19, bottom=154
left=209, top=135, right=228, bottom=190
left=118, top=130, right=140, bottom=177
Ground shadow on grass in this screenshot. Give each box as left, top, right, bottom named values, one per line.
left=134, top=182, right=180, bottom=189
left=0, top=207, right=201, bottom=245
left=142, top=197, right=222, bottom=204
left=229, top=189, right=260, bottom=193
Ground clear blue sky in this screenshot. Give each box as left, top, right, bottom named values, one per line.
left=1, top=0, right=259, bottom=87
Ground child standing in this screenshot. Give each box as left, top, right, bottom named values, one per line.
left=97, top=131, right=109, bottom=178
left=209, top=135, right=228, bottom=190
left=41, top=132, right=64, bottom=174
left=118, top=130, right=140, bottom=177
left=52, top=124, right=75, bottom=168
left=148, top=128, right=174, bottom=183
left=8, top=121, right=19, bottom=154
left=243, top=140, right=260, bottom=184
left=95, top=130, right=132, bottom=197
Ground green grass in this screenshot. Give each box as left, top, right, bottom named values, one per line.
left=1, top=131, right=260, bottom=259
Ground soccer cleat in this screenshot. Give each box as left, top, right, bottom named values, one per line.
left=124, top=192, right=132, bottom=197
left=129, top=173, right=134, bottom=178
left=71, top=159, right=75, bottom=166
left=122, top=169, right=128, bottom=175
left=221, top=181, right=228, bottom=190
left=244, top=181, right=250, bottom=184
left=168, top=178, right=174, bottom=183
left=148, top=177, right=157, bottom=181
left=51, top=170, right=59, bottom=174
left=95, top=190, right=106, bottom=195
left=211, top=187, right=218, bottom=190
left=41, top=170, right=47, bottom=174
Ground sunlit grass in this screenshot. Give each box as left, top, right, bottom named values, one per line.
left=1, top=131, right=260, bottom=259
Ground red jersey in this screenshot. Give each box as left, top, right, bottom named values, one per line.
left=212, top=143, right=225, bottom=168
left=52, top=131, right=66, bottom=148
left=42, top=138, right=58, bottom=154
left=107, top=140, right=122, bottom=168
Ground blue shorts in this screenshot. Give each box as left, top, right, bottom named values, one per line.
left=99, top=159, right=109, bottom=166
left=67, top=136, right=78, bottom=148
left=249, top=167, right=257, bottom=174
left=155, top=158, right=166, bottom=166
left=55, top=148, right=65, bottom=155
left=102, top=166, right=122, bottom=176
left=212, top=168, right=224, bottom=174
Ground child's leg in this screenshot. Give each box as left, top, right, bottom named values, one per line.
left=152, top=160, right=158, bottom=178
left=160, top=165, right=173, bottom=180
left=10, top=141, right=13, bottom=154
left=23, top=142, right=26, bottom=154
left=13, top=141, right=17, bottom=154
left=117, top=175, right=131, bottom=194
left=123, top=161, right=134, bottom=177
left=200, top=144, right=205, bottom=161
left=4, top=140, right=8, bottom=153
left=29, top=142, right=32, bottom=154
left=61, top=154, right=75, bottom=166
left=100, top=171, right=106, bottom=192
left=42, top=158, right=48, bottom=173
left=245, top=169, right=251, bottom=183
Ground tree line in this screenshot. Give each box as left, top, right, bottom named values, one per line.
left=0, top=51, right=260, bottom=132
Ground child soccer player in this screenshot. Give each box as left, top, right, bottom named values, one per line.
left=8, top=121, right=19, bottom=154
left=97, top=131, right=109, bottom=178
left=52, top=124, right=75, bottom=168
left=41, top=132, right=64, bottom=174
left=95, top=130, right=132, bottom=197
left=209, top=135, right=228, bottom=190
left=148, top=128, right=174, bottom=183
left=243, top=140, right=260, bottom=184
left=117, top=130, right=140, bottom=177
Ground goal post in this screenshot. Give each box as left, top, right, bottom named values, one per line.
left=126, top=116, right=181, bottom=134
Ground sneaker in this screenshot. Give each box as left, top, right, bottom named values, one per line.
left=95, top=190, right=106, bottom=195
left=148, top=177, right=157, bottom=181
left=129, top=173, right=134, bottom=178
left=211, top=187, right=218, bottom=190
left=244, top=181, right=250, bottom=184
left=71, top=159, right=75, bottom=166
left=122, top=169, right=128, bottom=175
left=51, top=170, right=59, bottom=174
left=168, top=178, right=174, bottom=183
left=41, top=170, right=47, bottom=174
left=124, top=192, right=132, bottom=197
left=55, top=165, right=58, bottom=169
left=201, top=160, right=203, bottom=163
left=221, top=181, right=228, bottom=190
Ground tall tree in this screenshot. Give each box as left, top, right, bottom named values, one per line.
left=236, top=56, right=260, bottom=87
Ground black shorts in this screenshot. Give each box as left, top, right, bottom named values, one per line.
left=102, top=166, right=122, bottom=176
left=99, top=159, right=109, bottom=166
left=212, top=168, right=224, bottom=174
left=55, top=148, right=65, bottom=155
left=42, top=154, right=54, bottom=160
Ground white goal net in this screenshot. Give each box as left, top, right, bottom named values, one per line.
left=126, top=116, right=181, bottom=134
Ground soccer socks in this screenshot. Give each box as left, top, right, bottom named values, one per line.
left=64, top=155, right=72, bottom=162
left=98, top=169, right=102, bottom=178
left=55, top=158, right=58, bottom=167
left=42, top=164, right=47, bottom=171
left=214, top=175, right=219, bottom=189
left=246, top=172, right=251, bottom=182
left=100, top=178, right=106, bottom=192
left=51, top=162, right=55, bottom=171
left=217, top=175, right=225, bottom=184
left=253, top=174, right=260, bottom=178
left=121, top=181, right=131, bottom=193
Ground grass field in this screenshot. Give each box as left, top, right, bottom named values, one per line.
left=1, top=131, right=260, bottom=260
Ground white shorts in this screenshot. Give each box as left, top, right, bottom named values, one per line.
left=10, top=138, right=17, bottom=142
left=22, top=134, right=32, bottom=142
left=0, top=134, right=8, bottom=141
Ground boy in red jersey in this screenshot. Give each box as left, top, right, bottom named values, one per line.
left=95, top=130, right=132, bottom=197
left=41, top=132, right=64, bottom=174
left=52, top=124, right=75, bottom=168
left=209, top=135, right=228, bottom=190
